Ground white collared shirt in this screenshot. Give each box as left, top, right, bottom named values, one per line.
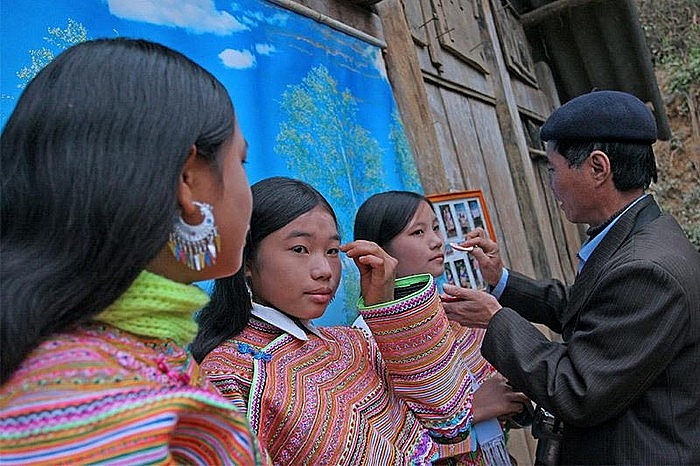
left=251, top=302, right=329, bottom=341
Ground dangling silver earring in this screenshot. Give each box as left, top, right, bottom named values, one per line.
left=169, top=201, right=220, bottom=271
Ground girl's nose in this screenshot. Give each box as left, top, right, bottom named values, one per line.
left=431, top=231, right=444, bottom=249
left=310, top=255, right=333, bottom=280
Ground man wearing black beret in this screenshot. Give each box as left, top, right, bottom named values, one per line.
left=442, top=90, right=700, bottom=464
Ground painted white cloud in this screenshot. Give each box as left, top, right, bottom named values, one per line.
left=230, top=3, right=289, bottom=27
left=219, top=48, right=256, bottom=69
left=255, top=43, right=276, bottom=56
left=367, top=46, right=387, bottom=80
left=108, top=0, right=248, bottom=35
left=263, top=12, right=288, bottom=26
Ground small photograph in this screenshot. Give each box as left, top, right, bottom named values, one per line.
left=469, top=254, right=485, bottom=289
left=468, top=199, right=485, bottom=231
left=444, top=242, right=455, bottom=257
left=428, top=191, right=495, bottom=271
left=439, top=204, right=458, bottom=238
left=453, top=202, right=471, bottom=231
left=454, top=259, right=471, bottom=288
left=444, top=263, right=456, bottom=285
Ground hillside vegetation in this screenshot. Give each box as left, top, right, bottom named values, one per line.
left=636, top=0, right=700, bottom=248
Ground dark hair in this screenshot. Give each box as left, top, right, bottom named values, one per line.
left=1, top=38, right=236, bottom=383
left=552, top=140, right=658, bottom=190
left=354, top=191, right=430, bottom=248
left=191, top=177, right=337, bottom=362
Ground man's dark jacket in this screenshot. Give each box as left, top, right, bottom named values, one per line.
left=482, top=196, right=700, bottom=464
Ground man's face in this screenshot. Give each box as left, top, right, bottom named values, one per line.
left=546, top=144, right=597, bottom=225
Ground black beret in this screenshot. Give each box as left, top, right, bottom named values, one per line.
left=540, top=90, right=657, bottom=143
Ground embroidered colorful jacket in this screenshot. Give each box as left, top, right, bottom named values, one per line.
left=0, top=272, right=267, bottom=465
left=201, top=274, right=495, bottom=465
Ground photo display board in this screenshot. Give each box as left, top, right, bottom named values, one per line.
left=427, top=190, right=496, bottom=290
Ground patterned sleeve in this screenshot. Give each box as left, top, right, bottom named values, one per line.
left=199, top=341, right=254, bottom=416
left=170, top=390, right=271, bottom=465
left=0, top=386, right=268, bottom=465
left=358, top=273, right=476, bottom=441
left=0, top=330, right=269, bottom=466
left=449, top=322, right=498, bottom=384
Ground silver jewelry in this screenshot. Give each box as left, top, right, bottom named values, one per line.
left=168, top=201, right=220, bottom=271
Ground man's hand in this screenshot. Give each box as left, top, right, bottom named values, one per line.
left=441, top=285, right=502, bottom=328
left=459, top=227, right=504, bottom=287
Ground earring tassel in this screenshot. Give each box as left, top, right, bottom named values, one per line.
left=168, top=202, right=220, bottom=271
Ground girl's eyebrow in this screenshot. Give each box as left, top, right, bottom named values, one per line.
left=284, top=230, right=312, bottom=240
left=284, top=230, right=341, bottom=242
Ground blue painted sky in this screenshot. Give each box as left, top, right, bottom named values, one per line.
left=1, top=0, right=423, bottom=325
left=1, top=1, right=396, bottom=182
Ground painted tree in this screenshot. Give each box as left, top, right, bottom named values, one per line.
left=275, top=64, right=386, bottom=238
left=275, top=64, right=388, bottom=322
left=17, top=19, right=89, bottom=89
left=389, top=109, right=423, bottom=193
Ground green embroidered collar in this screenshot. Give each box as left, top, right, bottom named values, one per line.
left=94, top=271, right=209, bottom=346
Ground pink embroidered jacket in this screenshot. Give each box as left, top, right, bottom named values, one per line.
left=0, top=323, right=268, bottom=465
left=201, top=274, right=496, bottom=465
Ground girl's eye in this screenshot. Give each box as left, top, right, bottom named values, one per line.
left=327, top=248, right=339, bottom=256
left=411, top=229, right=424, bottom=236
left=432, top=224, right=441, bottom=232
left=292, top=245, right=308, bottom=254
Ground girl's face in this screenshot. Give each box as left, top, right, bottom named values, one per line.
left=201, top=119, right=252, bottom=279
left=248, top=205, right=342, bottom=320
left=384, top=201, right=444, bottom=278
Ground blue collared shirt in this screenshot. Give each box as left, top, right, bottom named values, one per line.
left=576, top=194, right=647, bottom=274
left=491, top=194, right=648, bottom=297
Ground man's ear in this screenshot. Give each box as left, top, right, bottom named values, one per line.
left=588, top=150, right=611, bottom=185
left=177, top=145, right=202, bottom=221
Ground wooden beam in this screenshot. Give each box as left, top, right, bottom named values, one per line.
left=375, top=0, right=450, bottom=193
left=271, top=0, right=386, bottom=47
left=520, top=0, right=606, bottom=29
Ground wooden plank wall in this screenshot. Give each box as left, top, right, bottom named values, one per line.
left=376, top=0, right=582, bottom=284
left=289, top=0, right=581, bottom=282
left=288, top=1, right=589, bottom=462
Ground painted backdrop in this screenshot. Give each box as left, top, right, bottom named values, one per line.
left=0, top=0, right=423, bottom=325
